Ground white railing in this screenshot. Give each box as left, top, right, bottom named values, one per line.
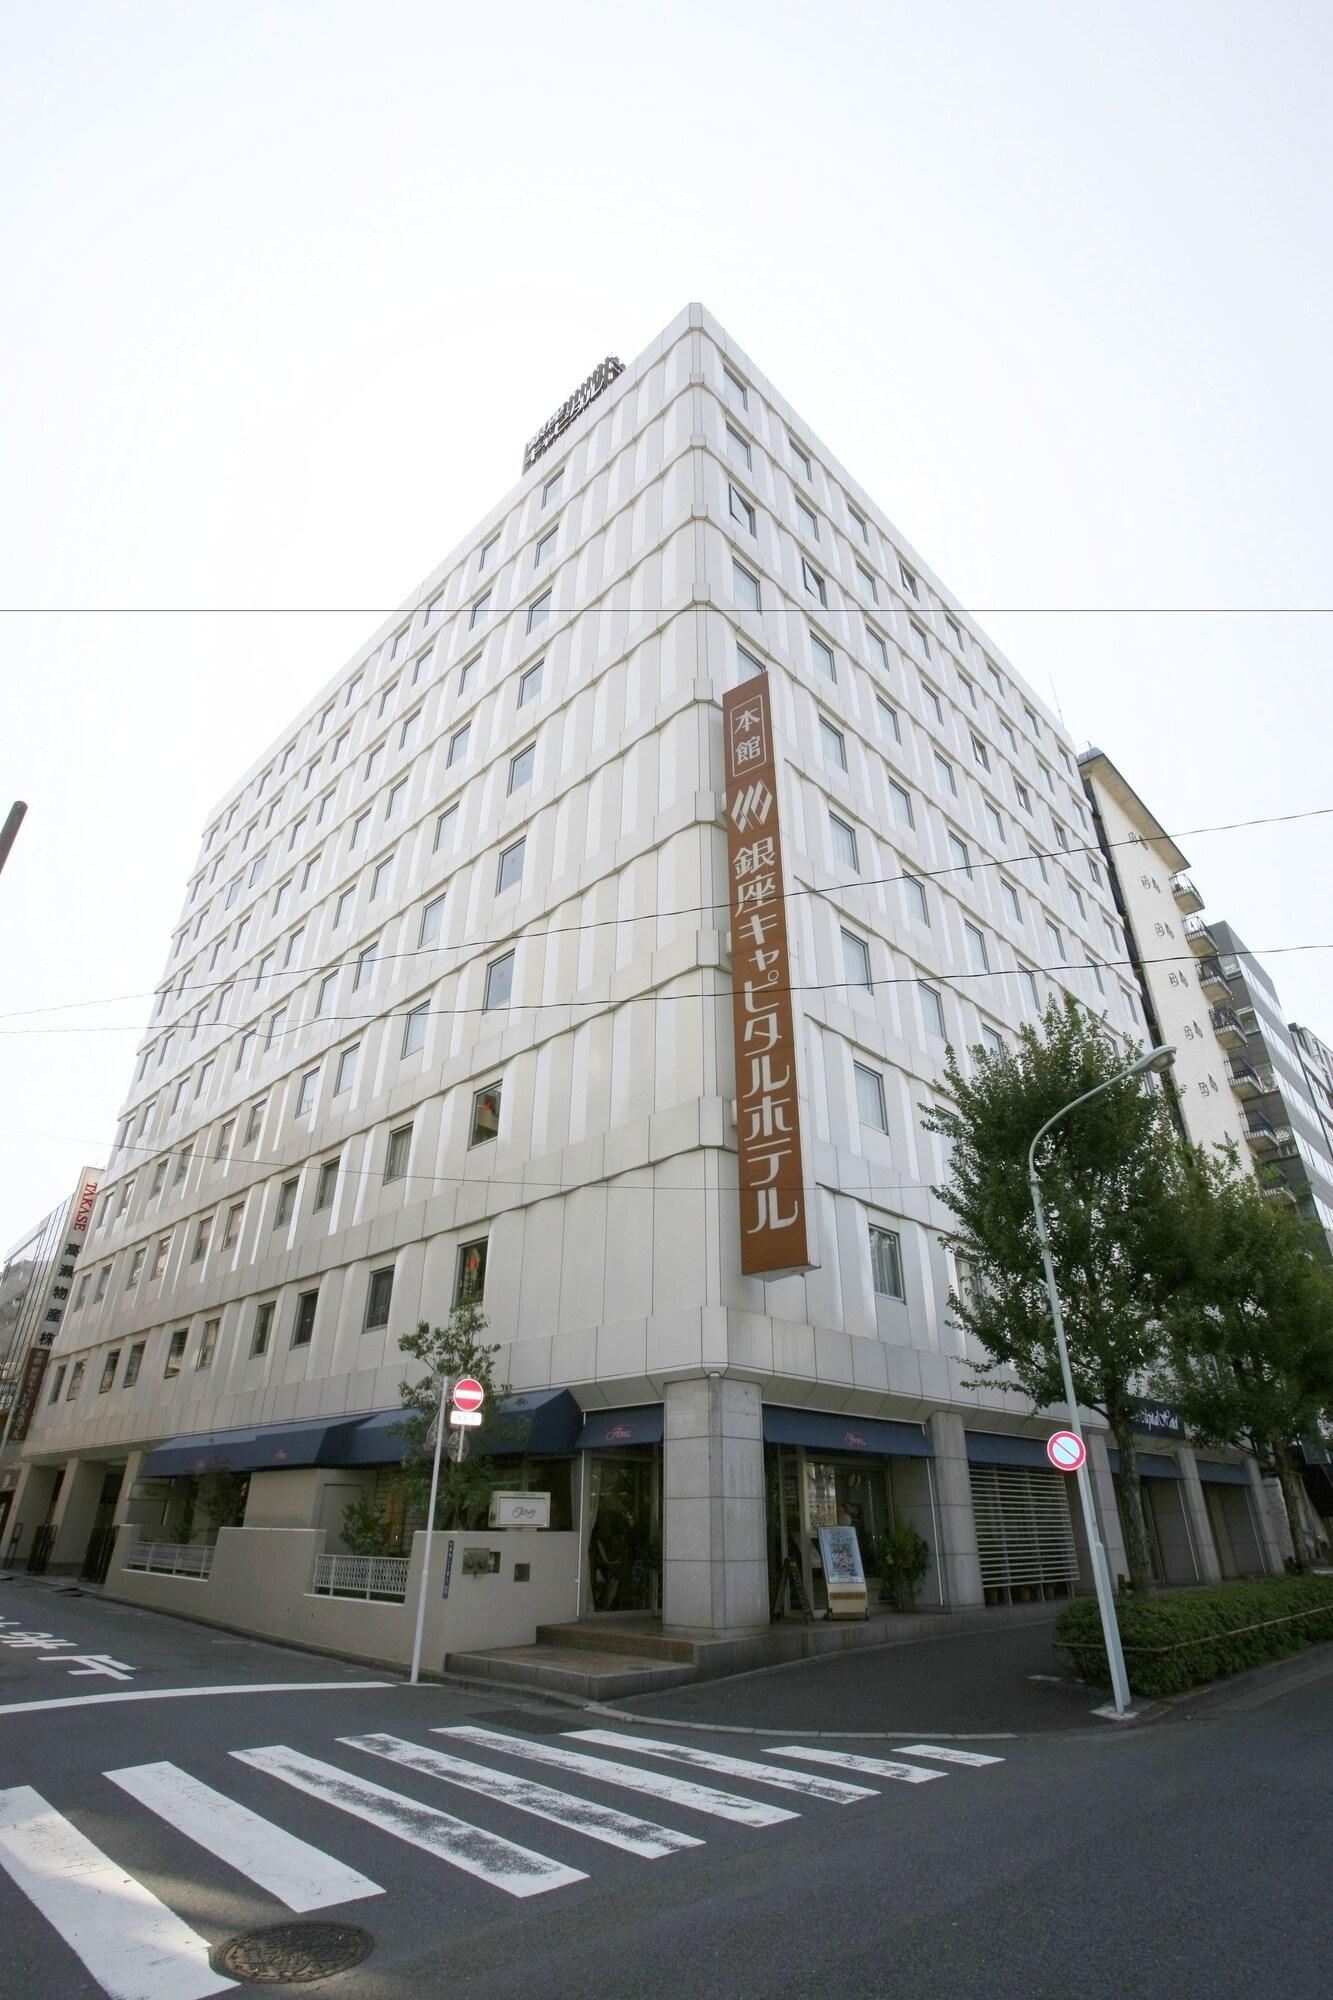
left=311, top=1553, right=409, bottom=1601
left=126, top=1540, right=215, bottom=1579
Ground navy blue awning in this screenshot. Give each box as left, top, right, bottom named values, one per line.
left=488, top=1389, right=584, bottom=1458
left=578, top=1406, right=664, bottom=1450
left=1196, top=1459, right=1251, bottom=1487
left=763, top=1407, right=932, bottom=1459
left=966, top=1432, right=1053, bottom=1470
left=1107, top=1449, right=1182, bottom=1481
left=139, top=1429, right=262, bottom=1478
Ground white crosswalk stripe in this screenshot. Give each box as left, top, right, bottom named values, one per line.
left=765, top=1746, right=944, bottom=1784
left=567, top=1730, right=878, bottom=1803
left=344, top=1732, right=704, bottom=1859
left=439, top=1725, right=798, bottom=1827
left=0, top=1785, right=234, bottom=2000
left=230, top=1745, right=585, bottom=1898
left=895, top=1743, right=1006, bottom=1767
left=105, top=1760, right=382, bottom=1912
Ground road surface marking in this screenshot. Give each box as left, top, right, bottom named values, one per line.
left=105, top=1761, right=382, bottom=1913
left=895, top=1743, right=1006, bottom=1767
left=231, top=1745, right=584, bottom=1899
left=0, top=1784, right=234, bottom=2000
left=567, top=1730, right=877, bottom=1803
left=439, top=1726, right=797, bottom=1828
left=765, top=1746, right=943, bottom=1783
left=0, top=1680, right=391, bottom=1718
left=345, top=1733, right=704, bottom=1860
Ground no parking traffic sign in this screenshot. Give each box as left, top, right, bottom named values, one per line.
left=1046, top=1430, right=1086, bottom=1473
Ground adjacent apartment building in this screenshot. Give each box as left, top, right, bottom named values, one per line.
left=7, top=307, right=1276, bottom=1628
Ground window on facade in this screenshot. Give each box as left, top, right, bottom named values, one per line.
left=789, top=435, right=811, bottom=478
left=173, top=1144, right=192, bottom=1186
left=292, top=1290, right=318, bottom=1348
left=383, top=778, right=406, bottom=821
left=1103, top=917, right=1120, bottom=953
left=841, top=930, right=872, bottom=992
left=1031, top=846, right=1050, bottom=884
left=854, top=1062, right=888, bottom=1133
left=1053, top=820, right=1069, bottom=851
left=124, top=1341, right=144, bottom=1387
left=960, top=675, right=978, bottom=710
left=1000, top=719, right=1018, bottom=755
left=723, top=366, right=747, bottom=409
left=869, top=1226, right=904, bottom=1299
left=910, top=623, right=930, bottom=660
left=497, top=839, right=525, bottom=895
left=965, top=922, right=990, bottom=974
left=469, top=590, right=491, bottom=631
left=470, top=1081, right=502, bottom=1145
left=478, top=534, right=499, bottom=572
left=981, top=1026, right=1005, bottom=1059
left=796, top=497, right=818, bottom=539
left=920, top=982, right=946, bottom=1038
left=729, top=485, right=755, bottom=535
left=314, top=1158, right=339, bottom=1211
left=1089, top=959, right=1105, bottom=995
left=904, top=875, right=929, bottom=925
left=196, top=1318, right=219, bottom=1370
left=1002, top=881, right=1022, bottom=923
left=1069, top=881, right=1085, bottom=920
left=820, top=717, right=847, bottom=772
left=334, top=1044, right=359, bottom=1094
left=222, top=1201, right=244, bottom=1249
left=370, top=859, right=391, bottom=903
left=518, top=661, right=543, bottom=708
left=291, top=1067, right=317, bottom=1120
left=191, top=1215, right=212, bottom=1262
left=889, top=780, right=914, bottom=831
left=448, top=723, right=470, bottom=767
left=365, top=1266, right=395, bottom=1331
left=150, top=1159, right=168, bottom=1199
left=732, top=560, right=760, bottom=611
left=316, top=789, right=334, bottom=827
left=971, top=733, right=990, bottom=771
left=801, top=558, right=827, bottom=606
left=985, top=802, right=1005, bottom=844
left=726, top=424, right=751, bottom=468
left=1014, top=780, right=1032, bottom=814
left=125, top=1249, right=144, bottom=1290
left=542, top=467, right=563, bottom=505
left=435, top=804, right=458, bottom=852
left=384, top=1123, right=413, bottom=1182
left=810, top=633, right=836, bottom=682
left=527, top=589, right=552, bottom=633
left=150, top=1233, right=171, bottom=1282
left=1019, top=967, right=1040, bottom=1012
left=284, top=927, right=304, bottom=969
left=1046, top=920, right=1064, bottom=959
left=48, top=1363, right=67, bottom=1402
left=353, top=944, right=377, bottom=992
left=830, top=813, right=859, bottom=872
left=509, top=742, right=535, bottom=794
left=899, top=561, right=920, bottom=600
left=1087, top=854, right=1103, bottom=886
left=248, top=1301, right=274, bottom=1357
left=868, top=628, right=889, bottom=675
left=275, top=1176, right=298, bottom=1226
left=164, top=1330, right=187, bottom=1379
left=935, top=753, right=956, bottom=796
left=737, top=644, right=765, bottom=681
left=856, top=563, right=878, bottom=603
left=401, top=1002, right=428, bottom=1057
left=948, top=833, right=972, bottom=879
left=265, top=1008, right=287, bottom=1051
left=877, top=698, right=900, bottom=742
left=484, top=952, right=515, bottom=1011
left=455, top=1239, right=488, bottom=1304
left=301, top=854, right=321, bottom=892
left=922, top=684, right=943, bottom=725
left=419, top=893, right=446, bottom=948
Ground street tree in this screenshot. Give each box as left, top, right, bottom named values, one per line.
left=921, top=996, right=1193, bottom=1594
left=1158, top=1154, right=1333, bottom=1571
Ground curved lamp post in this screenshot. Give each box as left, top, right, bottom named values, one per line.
left=1026, top=1042, right=1176, bottom=1717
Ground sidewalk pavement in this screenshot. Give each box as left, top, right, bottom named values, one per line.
left=614, top=1615, right=1107, bottom=1734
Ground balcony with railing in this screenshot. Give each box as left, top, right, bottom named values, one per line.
left=126, top=1540, right=215, bottom=1579
left=1210, top=1004, right=1247, bottom=1049
left=1184, top=913, right=1218, bottom=956
left=1197, top=957, right=1233, bottom=999
left=1227, top=1058, right=1268, bottom=1099
left=310, top=1553, right=410, bottom=1601
left=1244, top=1114, right=1279, bottom=1152
left=1170, top=874, right=1203, bottom=914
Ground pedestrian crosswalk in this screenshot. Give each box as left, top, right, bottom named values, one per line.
left=0, top=1722, right=1004, bottom=1999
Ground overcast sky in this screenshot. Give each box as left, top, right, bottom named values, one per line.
left=2, top=0, right=1330, bottom=1250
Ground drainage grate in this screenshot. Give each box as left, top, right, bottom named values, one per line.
left=210, top=1922, right=374, bottom=1985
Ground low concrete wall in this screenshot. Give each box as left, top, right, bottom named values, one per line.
left=104, top=1523, right=579, bottom=1674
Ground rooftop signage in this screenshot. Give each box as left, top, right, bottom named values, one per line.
left=522, top=356, right=624, bottom=472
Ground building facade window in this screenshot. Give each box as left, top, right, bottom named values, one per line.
left=854, top=1062, right=888, bottom=1133
left=869, top=1226, right=904, bottom=1299
left=365, top=1267, right=395, bottom=1331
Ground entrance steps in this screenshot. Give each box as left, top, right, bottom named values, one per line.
left=447, top=1619, right=699, bottom=1699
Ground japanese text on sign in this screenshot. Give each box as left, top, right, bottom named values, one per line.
left=722, top=678, right=811, bottom=1276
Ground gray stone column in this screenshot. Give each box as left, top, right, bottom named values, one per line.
left=924, top=1411, right=983, bottom=1609
left=661, top=1377, right=768, bottom=1635
left=1175, top=1446, right=1221, bottom=1582
left=50, top=1455, right=107, bottom=1569
left=1085, top=1432, right=1129, bottom=1590
left=1245, top=1457, right=1284, bottom=1574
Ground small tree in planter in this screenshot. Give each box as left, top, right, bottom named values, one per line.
left=875, top=1523, right=931, bottom=1610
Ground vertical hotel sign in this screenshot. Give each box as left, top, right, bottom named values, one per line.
left=723, top=679, right=811, bottom=1276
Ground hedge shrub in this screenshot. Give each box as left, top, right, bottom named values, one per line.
left=1054, top=1574, right=1333, bottom=1698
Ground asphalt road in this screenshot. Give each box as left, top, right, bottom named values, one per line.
left=2, top=1573, right=1331, bottom=2000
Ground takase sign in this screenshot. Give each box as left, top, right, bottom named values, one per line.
left=522, top=357, right=624, bottom=472
left=722, top=677, right=811, bottom=1277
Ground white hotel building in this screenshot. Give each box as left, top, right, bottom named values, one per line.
left=9, top=306, right=1275, bottom=1637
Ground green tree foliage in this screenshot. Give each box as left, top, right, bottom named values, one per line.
left=1157, top=1155, right=1333, bottom=1571
left=341, top=1302, right=513, bottom=1552
left=921, top=996, right=1192, bottom=1593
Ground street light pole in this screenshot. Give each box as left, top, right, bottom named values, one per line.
left=408, top=1372, right=452, bottom=1687
left=1026, top=1044, right=1175, bottom=1718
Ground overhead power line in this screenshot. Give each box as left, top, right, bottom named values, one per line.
left=3, top=605, right=1333, bottom=616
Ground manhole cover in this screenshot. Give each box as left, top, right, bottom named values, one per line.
left=210, top=1922, right=374, bottom=1985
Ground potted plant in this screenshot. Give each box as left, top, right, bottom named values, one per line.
left=874, top=1523, right=931, bottom=1611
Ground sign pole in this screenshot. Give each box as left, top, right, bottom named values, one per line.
left=408, top=1372, right=451, bottom=1687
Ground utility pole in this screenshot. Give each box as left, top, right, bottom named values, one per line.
left=0, top=802, right=27, bottom=877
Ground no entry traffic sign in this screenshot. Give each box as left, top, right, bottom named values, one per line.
left=1046, top=1430, right=1086, bottom=1473
left=452, top=1376, right=485, bottom=1414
